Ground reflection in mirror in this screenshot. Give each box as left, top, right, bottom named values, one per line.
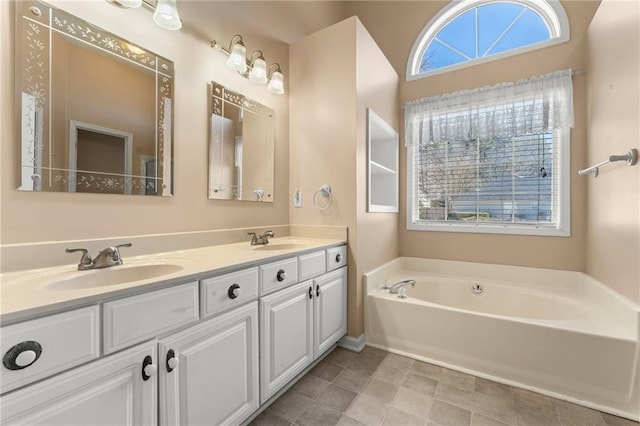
left=16, top=0, right=174, bottom=196
left=208, top=82, right=275, bottom=202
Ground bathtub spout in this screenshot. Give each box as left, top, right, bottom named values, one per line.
left=389, top=279, right=416, bottom=294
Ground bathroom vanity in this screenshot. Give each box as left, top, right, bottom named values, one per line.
left=0, top=238, right=347, bottom=425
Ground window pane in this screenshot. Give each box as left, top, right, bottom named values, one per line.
left=436, top=9, right=476, bottom=59
left=488, top=9, right=551, bottom=55
left=416, top=141, right=446, bottom=220
left=421, top=40, right=468, bottom=72
left=477, top=3, right=525, bottom=56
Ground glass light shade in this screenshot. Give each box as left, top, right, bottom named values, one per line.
left=249, top=58, right=268, bottom=84
left=267, top=70, right=285, bottom=94
left=114, top=0, right=142, bottom=7
left=153, top=0, right=182, bottom=30
left=226, top=43, right=248, bottom=74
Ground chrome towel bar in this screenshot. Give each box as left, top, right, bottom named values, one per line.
left=578, top=149, right=637, bottom=177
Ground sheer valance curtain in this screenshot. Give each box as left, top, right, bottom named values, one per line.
left=404, top=69, right=574, bottom=146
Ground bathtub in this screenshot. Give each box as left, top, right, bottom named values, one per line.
left=364, top=257, right=640, bottom=421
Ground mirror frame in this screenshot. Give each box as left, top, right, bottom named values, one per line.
left=15, top=0, right=174, bottom=196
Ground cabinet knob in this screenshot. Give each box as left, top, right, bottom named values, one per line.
left=228, top=283, right=241, bottom=299
left=276, top=269, right=287, bottom=282
left=308, top=286, right=313, bottom=299
left=3, top=341, right=42, bottom=370
left=142, top=355, right=157, bottom=381
left=316, top=284, right=320, bottom=297
left=335, top=253, right=342, bottom=263
left=166, top=349, right=179, bottom=373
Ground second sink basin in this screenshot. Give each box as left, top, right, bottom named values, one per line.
left=43, top=263, right=186, bottom=291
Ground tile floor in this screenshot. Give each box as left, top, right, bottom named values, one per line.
left=250, top=346, right=639, bottom=426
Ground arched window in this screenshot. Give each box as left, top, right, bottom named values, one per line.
left=407, top=0, right=570, bottom=80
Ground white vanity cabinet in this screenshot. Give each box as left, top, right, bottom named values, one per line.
left=158, top=302, right=259, bottom=426
left=260, top=247, right=348, bottom=402
left=0, top=341, right=158, bottom=425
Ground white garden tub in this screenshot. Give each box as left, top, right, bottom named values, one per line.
left=364, top=257, right=640, bottom=421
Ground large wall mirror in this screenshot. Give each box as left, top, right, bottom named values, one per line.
left=208, top=82, right=274, bottom=202
left=16, top=0, right=174, bottom=196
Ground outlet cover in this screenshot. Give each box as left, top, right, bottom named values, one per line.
left=293, top=190, right=302, bottom=208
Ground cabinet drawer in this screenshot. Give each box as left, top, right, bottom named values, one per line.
left=326, top=246, right=347, bottom=271
left=201, top=267, right=259, bottom=317
left=103, top=282, right=198, bottom=354
left=260, top=257, right=298, bottom=295
left=1, top=305, right=100, bottom=394
left=299, top=251, right=326, bottom=281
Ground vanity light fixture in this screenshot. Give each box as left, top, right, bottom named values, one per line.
left=106, top=0, right=182, bottom=31
left=211, top=35, right=285, bottom=95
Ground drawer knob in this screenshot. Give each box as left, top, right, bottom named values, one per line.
left=3, top=341, right=42, bottom=370
left=166, top=349, right=179, bottom=373
left=276, top=269, right=287, bottom=282
left=142, top=355, right=157, bottom=381
left=228, top=283, right=242, bottom=299
left=335, top=253, right=342, bottom=263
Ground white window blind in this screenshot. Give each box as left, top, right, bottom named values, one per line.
left=405, top=70, right=573, bottom=236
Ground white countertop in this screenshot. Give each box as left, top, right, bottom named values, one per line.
left=0, top=236, right=345, bottom=324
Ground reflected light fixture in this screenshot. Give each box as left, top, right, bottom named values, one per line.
left=210, top=35, right=285, bottom=95
left=106, top=0, right=182, bottom=31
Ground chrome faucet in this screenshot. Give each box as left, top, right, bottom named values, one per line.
left=66, top=243, right=132, bottom=270
left=248, top=230, right=275, bottom=246
left=388, top=279, right=416, bottom=294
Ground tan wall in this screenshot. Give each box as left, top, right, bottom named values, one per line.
left=290, top=17, right=399, bottom=337
left=347, top=1, right=600, bottom=272
left=585, top=0, right=640, bottom=304
left=1, top=0, right=293, bottom=244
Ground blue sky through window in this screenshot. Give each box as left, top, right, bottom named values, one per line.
left=420, top=2, right=552, bottom=73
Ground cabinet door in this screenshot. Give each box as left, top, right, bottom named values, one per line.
left=159, top=302, right=259, bottom=426
left=314, top=267, right=347, bottom=358
left=1, top=342, right=157, bottom=426
left=260, top=281, right=313, bottom=403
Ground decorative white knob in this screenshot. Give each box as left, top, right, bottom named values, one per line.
left=167, top=357, right=179, bottom=370
left=231, top=287, right=241, bottom=298
left=15, top=350, right=37, bottom=367
left=143, top=363, right=157, bottom=378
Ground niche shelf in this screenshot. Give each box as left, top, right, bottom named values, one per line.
left=367, top=108, right=399, bottom=213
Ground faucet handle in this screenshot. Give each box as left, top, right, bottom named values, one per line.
left=247, top=232, right=258, bottom=245
left=114, top=243, right=132, bottom=251
left=66, top=248, right=92, bottom=267
left=110, top=243, right=132, bottom=263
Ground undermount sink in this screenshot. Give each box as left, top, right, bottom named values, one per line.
left=252, top=243, right=307, bottom=251
left=43, top=263, right=185, bottom=291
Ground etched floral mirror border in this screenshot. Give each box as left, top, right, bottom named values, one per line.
left=16, top=0, right=174, bottom=196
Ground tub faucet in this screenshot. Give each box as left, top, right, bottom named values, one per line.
left=248, top=230, right=275, bottom=246
left=66, top=243, right=132, bottom=270
left=388, top=279, right=416, bottom=294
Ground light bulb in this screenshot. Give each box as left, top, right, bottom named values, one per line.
left=249, top=57, right=267, bottom=84
left=267, top=70, right=284, bottom=94
left=226, top=42, right=247, bottom=74
left=153, top=0, right=182, bottom=30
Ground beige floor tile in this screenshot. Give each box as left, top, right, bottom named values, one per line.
left=316, top=384, right=358, bottom=413
left=429, top=400, right=472, bottom=426
left=372, top=361, right=410, bottom=386
left=380, top=353, right=415, bottom=371
left=402, top=372, right=438, bottom=396
left=512, top=388, right=555, bottom=413
left=249, top=411, right=292, bottom=426
left=410, top=362, right=444, bottom=381
left=292, top=374, right=332, bottom=400
left=360, top=346, right=389, bottom=361
left=435, top=382, right=474, bottom=410
left=348, top=356, right=383, bottom=376
left=297, top=403, right=343, bottom=426
left=337, top=415, right=369, bottom=426
left=515, top=407, right=561, bottom=426
left=382, top=407, right=426, bottom=426
left=268, top=390, right=314, bottom=422
left=392, top=387, right=434, bottom=419
left=474, top=378, right=512, bottom=400
left=439, top=368, right=476, bottom=392
left=361, top=377, right=400, bottom=404
left=554, top=399, right=605, bottom=425
left=326, top=347, right=358, bottom=368
left=334, top=367, right=372, bottom=392
left=470, top=412, right=511, bottom=426
left=472, top=391, right=516, bottom=425
left=601, top=413, right=640, bottom=426
left=344, top=394, right=390, bottom=426
left=311, top=361, right=344, bottom=382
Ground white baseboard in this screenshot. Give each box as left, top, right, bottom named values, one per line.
left=338, top=334, right=366, bottom=352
